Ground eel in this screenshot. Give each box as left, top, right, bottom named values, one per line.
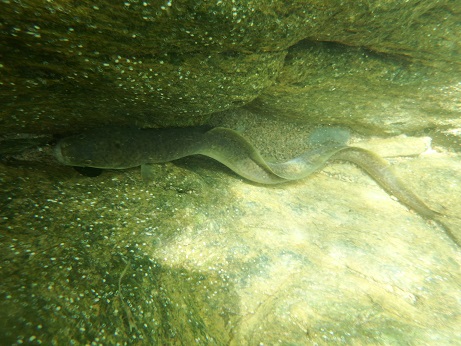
left=54, top=126, right=459, bottom=247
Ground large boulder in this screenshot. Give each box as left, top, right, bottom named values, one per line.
left=1, top=0, right=460, bottom=133
left=1, top=130, right=460, bottom=344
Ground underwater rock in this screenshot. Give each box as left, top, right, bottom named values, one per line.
left=247, top=41, right=461, bottom=136
left=1, top=138, right=460, bottom=344
left=1, top=1, right=460, bottom=133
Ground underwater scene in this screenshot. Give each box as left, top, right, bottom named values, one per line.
left=1, top=1, right=461, bottom=345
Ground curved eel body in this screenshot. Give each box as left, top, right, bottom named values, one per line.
left=55, top=126, right=458, bottom=246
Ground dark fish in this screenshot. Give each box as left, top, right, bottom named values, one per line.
left=55, top=126, right=460, bottom=247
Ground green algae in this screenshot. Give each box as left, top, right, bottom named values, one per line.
left=2, top=1, right=460, bottom=133
left=0, top=162, right=238, bottom=344
left=1, top=137, right=461, bottom=344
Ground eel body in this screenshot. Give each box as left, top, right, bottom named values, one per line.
left=54, top=126, right=458, bottom=246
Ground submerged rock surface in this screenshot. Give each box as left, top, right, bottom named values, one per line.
left=1, top=1, right=461, bottom=344
left=247, top=41, right=461, bottom=136
left=1, top=130, right=460, bottom=344
left=1, top=0, right=460, bottom=135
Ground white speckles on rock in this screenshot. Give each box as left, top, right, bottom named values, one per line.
left=1, top=129, right=461, bottom=343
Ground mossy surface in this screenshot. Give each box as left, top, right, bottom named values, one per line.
left=247, top=41, right=461, bottom=136
left=0, top=161, right=239, bottom=344
left=1, top=136, right=460, bottom=344
left=1, top=1, right=460, bottom=133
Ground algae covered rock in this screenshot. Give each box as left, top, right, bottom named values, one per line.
left=1, top=0, right=460, bottom=133
left=247, top=41, right=461, bottom=135
left=1, top=136, right=461, bottom=344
